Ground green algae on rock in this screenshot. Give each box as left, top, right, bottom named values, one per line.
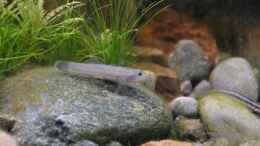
left=199, top=93, right=260, bottom=146
left=0, top=67, right=172, bottom=146
left=197, top=138, right=230, bottom=146
left=240, top=140, right=260, bottom=146
left=174, top=116, right=207, bottom=141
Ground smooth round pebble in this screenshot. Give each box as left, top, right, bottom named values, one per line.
left=180, top=80, right=193, bottom=96
left=191, top=80, right=212, bottom=98
left=169, top=97, right=198, bottom=117
left=168, top=40, right=211, bottom=82
left=210, top=57, right=259, bottom=101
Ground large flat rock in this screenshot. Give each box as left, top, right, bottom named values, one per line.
left=0, top=67, right=172, bottom=146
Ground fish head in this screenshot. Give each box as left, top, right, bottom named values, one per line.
left=142, top=71, right=157, bottom=90
left=127, top=70, right=156, bottom=90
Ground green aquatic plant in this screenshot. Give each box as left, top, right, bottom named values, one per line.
left=0, top=0, right=167, bottom=77
left=78, top=0, right=166, bottom=65
left=0, top=0, right=84, bottom=76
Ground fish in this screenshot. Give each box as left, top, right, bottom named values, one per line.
left=55, top=61, right=157, bottom=90
left=210, top=89, right=260, bottom=114
left=55, top=61, right=260, bottom=115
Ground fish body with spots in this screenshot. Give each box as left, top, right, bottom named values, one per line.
left=55, top=61, right=157, bottom=90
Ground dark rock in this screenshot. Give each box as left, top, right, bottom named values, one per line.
left=210, top=57, right=259, bottom=101
left=0, top=67, right=172, bottom=146
left=0, top=114, right=16, bottom=132
left=168, top=40, right=211, bottom=82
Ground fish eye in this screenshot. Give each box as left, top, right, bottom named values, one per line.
left=138, top=72, right=143, bottom=76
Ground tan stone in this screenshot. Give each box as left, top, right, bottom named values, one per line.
left=141, top=140, right=192, bottom=146
left=0, top=130, right=18, bottom=146
left=135, top=46, right=168, bottom=66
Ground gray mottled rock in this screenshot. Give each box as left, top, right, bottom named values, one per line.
left=199, top=93, right=260, bottom=145
left=174, top=116, right=207, bottom=141
left=210, top=57, right=259, bottom=101
left=168, top=40, right=211, bottom=82
left=169, top=97, right=198, bottom=117
left=0, top=67, right=172, bottom=146
left=191, top=80, right=212, bottom=98
left=73, top=140, right=99, bottom=146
